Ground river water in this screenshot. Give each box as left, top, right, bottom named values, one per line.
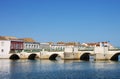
left=0, top=59, right=120, bottom=79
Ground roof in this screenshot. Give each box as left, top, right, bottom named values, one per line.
left=0, top=36, right=17, bottom=40
left=20, top=38, right=35, bottom=42
left=0, top=36, right=6, bottom=40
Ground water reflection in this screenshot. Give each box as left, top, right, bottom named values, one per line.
left=0, top=59, right=120, bottom=79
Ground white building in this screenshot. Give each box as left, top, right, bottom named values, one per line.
left=50, top=44, right=65, bottom=51
left=24, top=42, right=40, bottom=50
left=39, top=43, right=50, bottom=49
left=24, top=42, right=40, bottom=52
left=0, top=40, right=11, bottom=58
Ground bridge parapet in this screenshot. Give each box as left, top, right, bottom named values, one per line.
left=108, top=48, right=120, bottom=51
left=78, top=47, right=94, bottom=51
left=3, top=46, right=120, bottom=60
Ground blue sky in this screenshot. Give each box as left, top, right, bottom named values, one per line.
left=0, top=0, right=120, bottom=46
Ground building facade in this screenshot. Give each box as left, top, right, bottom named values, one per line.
left=0, top=40, right=24, bottom=55
left=24, top=42, right=40, bottom=52
left=0, top=40, right=11, bottom=55
left=10, top=40, right=24, bottom=53
left=50, top=44, right=65, bottom=51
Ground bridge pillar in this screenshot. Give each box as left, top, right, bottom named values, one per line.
left=94, top=47, right=108, bottom=60
left=64, top=47, right=80, bottom=60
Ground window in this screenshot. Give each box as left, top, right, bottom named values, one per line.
left=34, top=45, right=36, bottom=48
left=16, top=44, right=19, bottom=49
left=29, top=45, right=31, bottom=48
left=26, top=45, right=28, bottom=48
left=1, top=49, right=4, bottom=52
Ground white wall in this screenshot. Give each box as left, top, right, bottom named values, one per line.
left=24, top=42, right=40, bottom=49
left=94, top=47, right=108, bottom=54
left=73, top=47, right=78, bottom=52
left=65, top=47, right=73, bottom=52
left=0, top=40, right=11, bottom=55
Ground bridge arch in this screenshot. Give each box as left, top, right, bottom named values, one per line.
left=28, top=54, right=38, bottom=60
left=80, top=53, right=90, bottom=61
left=110, top=53, right=120, bottom=61
left=49, top=54, right=61, bottom=60
left=9, top=54, right=20, bottom=60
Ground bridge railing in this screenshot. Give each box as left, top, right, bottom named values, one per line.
left=33, top=48, right=64, bottom=52
left=45, top=48, right=64, bottom=52
left=78, top=47, right=94, bottom=51
left=108, top=47, right=120, bottom=51
left=24, top=49, right=42, bottom=53
left=9, top=50, right=23, bottom=53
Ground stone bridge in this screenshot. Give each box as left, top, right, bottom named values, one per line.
left=105, top=50, right=120, bottom=60
left=64, top=47, right=120, bottom=61
left=2, top=47, right=120, bottom=61
left=8, top=51, right=64, bottom=60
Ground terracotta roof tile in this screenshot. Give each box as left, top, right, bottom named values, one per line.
left=20, top=38, right=35, bottom=42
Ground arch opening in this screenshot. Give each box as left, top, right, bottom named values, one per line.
left=28, top=54, right=38, bottom=60
left=9, top=54, right=20, bottom=60
left=110, top=53, right=120, bottom=61
left=80, top=53, right=90, bottom=61
left=49, top=54, right=61, bottom=60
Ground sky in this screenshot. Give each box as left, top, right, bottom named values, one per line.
left=0, top=0, right=120, bottom=46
